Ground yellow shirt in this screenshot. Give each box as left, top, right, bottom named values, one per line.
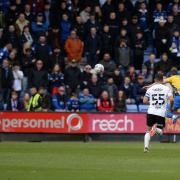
left=165, top=75, right=180, bottom=91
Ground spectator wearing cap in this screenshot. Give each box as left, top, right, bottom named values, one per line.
left=48, top=64, right=64, bottom=95
left=0, top=59, right=14, bottom=110
left=64, top=60, right=82, bottom=95
left=97, top=90, right=114, bottom=112
left=28, top=59, right=48, bottom=89
left=99, top=53, right=116, bottom=77
left=15, top=13, right=29, bottom=36
left=155, top=17, right=170, bottom=57
left=133, top=31, right=146, bottom=70
left=35, top=35, right=52, bottom=70
left=79, top=88, right=96, bottom=112
left=52, top=86, right=67, bottom=111
left=133, top=74, right=146, bottom=105
left=85, top=27, right=101, bottom=67
left=31, top=12, right=48, bottom=39
left=65, top=30, right=84, bottom=63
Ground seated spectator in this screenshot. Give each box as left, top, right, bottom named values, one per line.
left=52, top=86, right=67, bottom=111
left=31, top=13, right=48, bottom=39
left=64, top=60, right=82, bottom=95
left=80, top=6, right=91, bottom=23
left=141, top=66, right=153, bottom=84
left=20, top=25, right=34, bottom=45
left=24, top=3, right=33, bottom=22
left=114, top=90, right=126, bottom=112
left=65, top=30, right=84, bottom=63
left=15, top=13, right=29, bottom=35
left=97, top=90, right=114, bottom=112
left=155, top=53, right=172, bottom=74
left=104, top=77, right=118, bottom=100
left=99, top=53, right=116, bottom=77
left=27, top=87, right=42, bottom=112
left=28, top=60, right=48, bottom=89
left=81, top=65, right=92, bottom=89
left=126, top=66, right=137, bottom=83
left=88, top=74, right=102, bottom=98
left=12, top=64, right=24, bottom=97
left=133, top=74, right=146, bottom=105
left=120, top=76, right=135, bottom=104
left=112, top=68, right=124, bottom=87
left=79, top=88, right=96, bottom=112
left=165, top=15, right=178, bottom=36
left=48, top=64, right=64, bottom=95
left=67, top=92, right=79, bottom=112
left=172, top=4, right=180, bottom=27
left=7, top=91, right=22, bottom=111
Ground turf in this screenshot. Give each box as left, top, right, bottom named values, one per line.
left=0, top=142, right=180, bottom=180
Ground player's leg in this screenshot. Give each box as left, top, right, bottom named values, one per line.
left=166, top=102, right=180, bottom=123
left=172, top=95, right=180, bottom=122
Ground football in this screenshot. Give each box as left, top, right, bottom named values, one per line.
left=93, top=64, right=104, bottom=74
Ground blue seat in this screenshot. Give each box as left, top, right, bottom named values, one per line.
left=138, top=104, right=149, bottom=112
left=126, top=104, right=138, bottom=112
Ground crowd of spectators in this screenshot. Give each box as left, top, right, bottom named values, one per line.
left=0, top=0, right=180, bottom=112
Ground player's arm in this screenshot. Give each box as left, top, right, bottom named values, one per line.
left=143, top=88, right=150, bottom=104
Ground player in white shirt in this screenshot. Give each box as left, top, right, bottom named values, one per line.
left=143, top=73, right=174, bottom=153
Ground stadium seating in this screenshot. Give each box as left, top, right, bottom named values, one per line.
left=126, top=104, right=138, bottom=112
left=138, top=104, right=149, bottom=112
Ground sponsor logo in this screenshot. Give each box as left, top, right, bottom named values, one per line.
left=67, top=114, right=83, bottom=132
left=92, top=115, right=134, bottom=132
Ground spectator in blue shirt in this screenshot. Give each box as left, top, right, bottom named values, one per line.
left=52, top=86, right=67, bottom=111
left=79, top=87, right=96, bottom=112
left=67, top=92, right=79, bottom=112
left=0, top=42, right=12, bottom=65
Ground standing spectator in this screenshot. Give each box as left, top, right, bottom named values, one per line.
left=104, top=77, right=118, bottom=100
left=15, top=13, right=29, bottom=36
left=24, top=3, right=33, bottom=23
left=126, top=66, right=138, bottom=83
left=12, top=64, right=24, bottom=97
left=117, top=2, right=131, bottom=23
left=114, top=90, right=126, bottom=112
left=133, top=74, right=146, bottom=104
left=48, top=64, right=64, bottom=95
left=120, top=76, right=135, bottom=104
left=97, top=90, right=114, bottom=112
left=112, top=68, right=124, bottom=87
left=169, top=29, right=180, bottom=67
left=155, top=53, right=172, bottom=74
left=81, top=65, right=92, bottom=89
left=0, top=42, right=12, bottom=65
left=79, top=88, right=96, bottom=112
left=155, top=17, right=170, bottom=57
left=67, top=92, right=79, bottom=112
left=172, top=4, right=180, bottom=27
left=52, top=86, right=67, bottom=111
left=85, top=27, right=101, bottom=67
left=0, top=59, right=14, bottom=110
left=31, top=13, right=48, bottom=39
left=99, top=53, right=116, bottom=77
left=115, top=39, right=132, bottom=69
left=65, top=30, right=84, bottom=63
left=101, top=25, right=113, bottom=56
left=20, top=26, right=34, bottom=46
left=28, top=60, right=48, bottom=88
left=80, top=6, right=91, bottom=23
left=7, top=91, right=21, bottom=111
left=64, top=60, right=82, bottom=95
left=35, top=35, right=52, bottom=70
left=141, top=65, right=153, bottom=84
left=22, top=92, right=30, bottom=111
left=27, top=86, right=42, bottom=112
left=165, top=15, right=178, bottom=36
left=59, top=13, right=71, bottom=47
left=27, top=0, right=44, bottom=16
left=88, top=74, right=102, bottom=98
left=133, top=31, right=146, bottom=70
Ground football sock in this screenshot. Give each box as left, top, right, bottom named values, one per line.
left=144, top=132, right=150, bottom=148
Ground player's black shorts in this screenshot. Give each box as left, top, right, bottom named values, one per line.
left=147, top=114, right=165, bottom=129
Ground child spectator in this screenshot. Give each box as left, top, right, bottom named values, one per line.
left=67, top=92, right=79, bottom=112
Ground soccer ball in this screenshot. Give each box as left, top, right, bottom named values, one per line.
left=93, top=64, right=104, bottom=74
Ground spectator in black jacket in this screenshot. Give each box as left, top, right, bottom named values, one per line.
left=85, top=27, right=101, bottom=67
left=0, top=59, right=14, bottom=110
left=64, top=60, right=82, bottom=96
left=35, top=35, right=52, bottom=70
left=28, top=59, right=48, bottom=89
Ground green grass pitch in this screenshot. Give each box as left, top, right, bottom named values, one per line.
left=0, top=142, right=180, bottom=180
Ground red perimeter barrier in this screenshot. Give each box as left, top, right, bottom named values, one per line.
left=0, top=112, right=179, bottom=134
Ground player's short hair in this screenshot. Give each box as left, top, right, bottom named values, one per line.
left=155, top=72, right=163, bottom=81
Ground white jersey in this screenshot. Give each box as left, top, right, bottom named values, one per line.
left=145, top=83, right=173, bottom=117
